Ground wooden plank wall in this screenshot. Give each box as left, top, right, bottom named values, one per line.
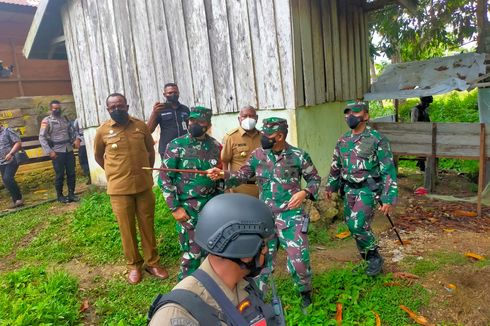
left=371, top=122, right=490, bottom=158
left=291, top=0, right=370, bottom=106
left=61, top=0, right=296, bottom=127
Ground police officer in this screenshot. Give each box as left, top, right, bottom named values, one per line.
left=159, top=106, right=223, bottom=281
left=39, top=100, right=78, bottom=203
left=325, top=101, right=398, bottom=276
left=94, top=93, right=169, bottom=284
left=0, top=125, right=23, bottom=208
left=208, top=117, right=321, bottom=309
left=148, top=193, right=282, bottom=326
left=147, top=83, right=190, bottom=161
left=221, top=106, right=261, bottom=198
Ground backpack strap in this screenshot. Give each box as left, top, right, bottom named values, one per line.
left=147, top=289, right=224, bottom=325
left=193, top=269, right=249, bottom=326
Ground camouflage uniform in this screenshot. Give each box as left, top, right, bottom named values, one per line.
left=159, top=107, right=222, bottom=280
left=326, top=104, right=397, bottom=253
left=224, top=118, right=321, bottom=293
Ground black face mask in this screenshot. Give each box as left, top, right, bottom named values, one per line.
left=52, top=109, right=62, bottom=117
left=346, top=114, right=363, bottom=129
left=110, top=110, right=129, bottom=125
left=261, top=135, right=276, bottom=149
left=189, top=124, right=207, bottom=137
left=166, top=94, right=179, bottom=103
left=231, top=248, right=266, bottom=278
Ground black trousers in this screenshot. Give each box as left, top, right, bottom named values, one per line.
left=52, top=151, right=76, bottom=195
left=0, top=159, right=22, bottom=202
left=78, top=145, right=90, bottom=177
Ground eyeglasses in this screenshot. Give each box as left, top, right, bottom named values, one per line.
left=107, top=105, right=128, bottom=112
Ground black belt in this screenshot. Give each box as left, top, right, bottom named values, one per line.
left=344, top=177, right=381, bottom=190
left=245, top=181, right=256, bottom=185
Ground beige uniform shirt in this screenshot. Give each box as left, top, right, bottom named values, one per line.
left=94, top=117, right=154, bottom=195
left=221, top=127, right=260, bottom=198
left=150, top=257, right=250, bottom=326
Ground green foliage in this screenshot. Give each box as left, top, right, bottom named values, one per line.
left=92, top=277, right=174, bottom=325
left=0, top=267, right=80, bottom=325
left=0, top=205, right=48, bottom=258
left=274, top=266, right=429, bottom=325
left=401, top=251, right=468, bottom=276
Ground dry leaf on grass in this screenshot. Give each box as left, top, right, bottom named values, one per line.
left=464, top=252, right=485, bottom=261
left=335, top=303, right=342, bottom=325
left=80, top=299, right=90, bottom=312
left=384, top=281, right=403, bottom=287
left=372, top=311, right=381, bottom=326
left=400, top=305, right=434, bottom=326
left=335, top=231, right=351, bottom=239
left=453, top=210, right=478, bottom=217
left=393, top=272, right=420, bottom=280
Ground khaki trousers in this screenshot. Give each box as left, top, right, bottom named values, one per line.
left=110, top=188, right=160, bottom=269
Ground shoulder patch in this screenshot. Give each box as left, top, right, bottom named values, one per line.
left=226, top=127, right=239, bottom=136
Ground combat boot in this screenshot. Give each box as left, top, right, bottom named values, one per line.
left=365, top=248, right=384, bottom=276
left=67, top=191, right=79, bottom=202
left=300, top=291, right=312, bottom=314
left=56, top=189, right=69, bottom=203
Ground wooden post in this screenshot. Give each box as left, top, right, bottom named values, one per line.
left=9, top=38, right=24, bottom=97
left=394, top=99, right=399, bottom=122
left=477, top=123, right=486, bottom=217
left=424, top=123, right=437, bottom=192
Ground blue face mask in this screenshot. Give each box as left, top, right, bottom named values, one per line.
left=261, top=135, right=276, bottom=149
left=346, top=114, right=362, bottom=129
left=189, top=123, right=207, bottom=137
left=110, top=110, right=129, bottom=125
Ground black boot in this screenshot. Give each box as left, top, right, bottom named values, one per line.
left=300, top=291, right=312, bottom=314
left=67, top=191, right=79, bottom=202
left=56, top=188, right=69, bottom=203
left=365, top=248, right=384, bottom=276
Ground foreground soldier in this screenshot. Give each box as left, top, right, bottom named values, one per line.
left=326, top=101, right=398, bottom=276
left=159, top=106, right=222, bottom=280
left=208, top=117, right=321, bottom=309
left=94, top=93, right=168, bottom=284
left=148, top=193, right=283, bottom=326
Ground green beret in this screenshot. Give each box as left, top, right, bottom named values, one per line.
left=189, top=106, right=212, bottom=122
left=344, top=101, right=369, bottom=114
left=261, top=117, right=288, bottom=135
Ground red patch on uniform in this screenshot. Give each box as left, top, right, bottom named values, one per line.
left=251, top=318, right=267, bottom=326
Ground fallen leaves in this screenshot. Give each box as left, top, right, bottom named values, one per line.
left=400, top=305, right=434, bottom=326
left=372, top=311, right=381, bottom=326
left=335, top=303, right=342, bottom=325
left=80, top=299, right=90, bottom=313
left=335, top=231, right=351, bottom=239
left=453, top=210, right=478, bottom=218
left=393, top=272, right=420, bottom=280
left=464, top=252, right=485, bottom=261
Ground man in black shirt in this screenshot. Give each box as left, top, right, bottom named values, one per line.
left=147, top=83, right=190, bottom=160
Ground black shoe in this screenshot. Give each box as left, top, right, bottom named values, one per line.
left=57, top=196, right=70, bottom=204
left=300, top=291, right=312, bottom=314
left=67, top=193, right=79, bottom=202
left=366, top=248, right=384, bottom=276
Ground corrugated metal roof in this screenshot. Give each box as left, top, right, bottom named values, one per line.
left=0, top=0, right=39, bottom=7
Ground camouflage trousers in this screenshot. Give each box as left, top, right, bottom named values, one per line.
left=175, top=204, right=204, bottom=281
left=258, top=209, right=311, bottom=293
left=344, top=189, right=377, bottom=252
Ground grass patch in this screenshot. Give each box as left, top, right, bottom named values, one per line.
left=275, top=265, right=429, bottom=325
left=0, top=266, right=80, bottom=325
left=91, top=277, right=174, bottom=325
left=0, top=204, right=50, bottom=258
left=402, top=251, right=468, bottom=276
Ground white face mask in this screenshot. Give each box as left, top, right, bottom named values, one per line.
left=240, top=117, right=257, bottom=131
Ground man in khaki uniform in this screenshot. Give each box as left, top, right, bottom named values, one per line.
left=148, top=194, right=281, bottom=325
left=94, top=93, right=168, bottom=284
left=221, top=106, right=260, bottom=198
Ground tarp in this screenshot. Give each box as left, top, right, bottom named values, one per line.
left=364, top=53, right=487, bottom=101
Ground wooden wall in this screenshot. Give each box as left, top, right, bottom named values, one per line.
left=61, top=0, right=296, bottom=128
left=0, top=7, right=72, bottom=100
left=291, top=0, right=370, bottom=106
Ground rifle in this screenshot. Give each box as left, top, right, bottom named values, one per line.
left=375, top=195, right=404, bottom=245
left=142, top=167, right=223, bottom=176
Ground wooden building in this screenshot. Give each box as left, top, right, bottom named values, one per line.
left=0, top=0, right=71, bottom=99
left=24, top=0, right=412, bottom=184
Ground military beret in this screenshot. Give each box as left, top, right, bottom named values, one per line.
left=344, top=101, right=369, bottom=114
left=189, top=106, right=212, bottom=122
left=261, top=117, right=288, bottom=135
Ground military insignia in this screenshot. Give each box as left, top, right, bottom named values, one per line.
left=210, top=159, right=217, bottom=165
left=240, top=151, right=247, bottom=157
left=111, top=143, right=118, bottom=149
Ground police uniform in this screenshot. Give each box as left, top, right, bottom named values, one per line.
left=224, top=118, right=321, bottom=295
left=159, top=107, right=222, bottom=280
left=221, top=126, right=260, bottom=198
left=38, top=114, right=76, bottom=199
left=0, top=126, right=22, bottom=205
left=94, top=116, right=160, bottom=270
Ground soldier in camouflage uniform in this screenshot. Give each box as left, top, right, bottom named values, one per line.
left=159, top=106, right=223, bottom=281
left=208, top=117, right=321, bottom=309
left=326, top=102, right=398, bottom=276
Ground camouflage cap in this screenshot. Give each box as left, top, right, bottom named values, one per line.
left=189, top=106, right=212, bottom=122
left=261, top=117, right=288, bottom=135
left=344, top=101, right=369, bottom=114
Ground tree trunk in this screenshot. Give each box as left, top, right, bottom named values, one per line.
left=476, top=0, right=489, bottom=53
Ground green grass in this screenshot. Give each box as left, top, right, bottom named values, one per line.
left=401, top=251, right=468, bottom=276
left=0, top=266, right=80, bottom=325
left=275, top=265, right=429, bottom=325
left=0, top=204, right=51, bottom=258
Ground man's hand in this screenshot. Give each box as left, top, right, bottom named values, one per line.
left=287, top=190, right=307, bottom=209
left=152, top=101, right=166, bottom=112
left=207, top=167, right=224, bottom=180
left=49, top=151, right=57, bottom=160
left=73, top=139, right=81, bottom=149
left=172, top=207, right=190, bottom=222
left=4, top=153, right=13, bottom=161
left=378, top=203, right=393, bottom=216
